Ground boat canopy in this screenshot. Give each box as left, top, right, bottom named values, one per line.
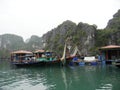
left=34, top=50, right=45, bottom=53
left=11, top=50, right=32, bottom=54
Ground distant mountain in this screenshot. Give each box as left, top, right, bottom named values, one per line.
left=0, top=34, right=25, bottom=58
left=25, top=35, right=43, bottom=50
left=0, top=34, right=43, bottom=58
left=0, top=34, right=24, bottom=50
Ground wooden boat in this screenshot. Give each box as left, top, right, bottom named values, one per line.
left=34, top=50, right=62, bottom=66
left=10, top=40, right=74, bottom=67
left=11, top=50, right=44, bottom=67
left=33, top=46, right=73, bottom=66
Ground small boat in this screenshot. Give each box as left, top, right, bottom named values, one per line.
left=11, top=50, right=43, bottom=67
left=34, top=50, right=61, bottom=66
left=84, top=56, right=98, bottom=65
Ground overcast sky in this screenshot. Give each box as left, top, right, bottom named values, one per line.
left=0, top=0, right=120, bottom=40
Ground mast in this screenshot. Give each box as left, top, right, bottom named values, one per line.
left=61, top=42, right=67, bottom=65
left=60, top=37, right=72, bottom=65
left=72, top=46, right=81, bottom=57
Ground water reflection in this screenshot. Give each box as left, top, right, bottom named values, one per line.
left=0, top=60, right=120, bottom=90
left=96, top=84, right=112, bottom=90
left=61, top=68, right=68, bottom=90
left=0, top=68, right=47, bottom=90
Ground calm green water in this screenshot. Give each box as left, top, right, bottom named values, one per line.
left=0, top=60, right=120, bottom=90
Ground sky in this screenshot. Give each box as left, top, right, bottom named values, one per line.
left=0, top=0, right=120, bottom=40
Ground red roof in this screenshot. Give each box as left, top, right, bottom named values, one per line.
left=11, top=50, right=32, bottom=54
left=100, top=45, right=120, bottom=49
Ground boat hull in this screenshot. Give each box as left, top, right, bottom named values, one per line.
left=11, top=61, right=45, bottom=67
left=11, top=60, right=65, bottom=67
left=11, top=59, right=72, bottom=67
left=115, top=60, right=120, bottom=68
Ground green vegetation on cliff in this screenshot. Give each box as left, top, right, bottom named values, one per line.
left=43, top=21, right=96, bottom=55
left=95, top=9, right=120, bottom=47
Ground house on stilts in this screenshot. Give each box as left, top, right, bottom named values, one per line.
left=99, top=45, right=120, bottom=64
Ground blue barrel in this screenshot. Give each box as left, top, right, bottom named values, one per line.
left=91, top=62, right=97, bottom=65
left=69, top=62, right=74, bottom=66
left=79, top=62, right=85, bottom=66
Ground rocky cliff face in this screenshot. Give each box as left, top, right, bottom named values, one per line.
left=0, top=34, right=25, bottom=58
left=25, top=35, right=43, bottom=50
left=42, top=20, right=97, bottom=55
left=106, top=10, right=120, bottom=30
left=0, top=34, right=24, bottom=50
left=75, top=22, right=96, bottom=55
left=105, top=9, right=120, bottom=45
left=42, top=20, right=77, bottom=55
left=0, top=34, right=43, bottom=58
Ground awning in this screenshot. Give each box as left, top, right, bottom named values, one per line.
left=34, top=50, right=45, bottom=53
left=100, top=45, right=120, bottom=49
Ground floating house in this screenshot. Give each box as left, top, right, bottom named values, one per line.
left=11, top=50, right=33, bottom=62
left=99, top=45, right=120, bottom=64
